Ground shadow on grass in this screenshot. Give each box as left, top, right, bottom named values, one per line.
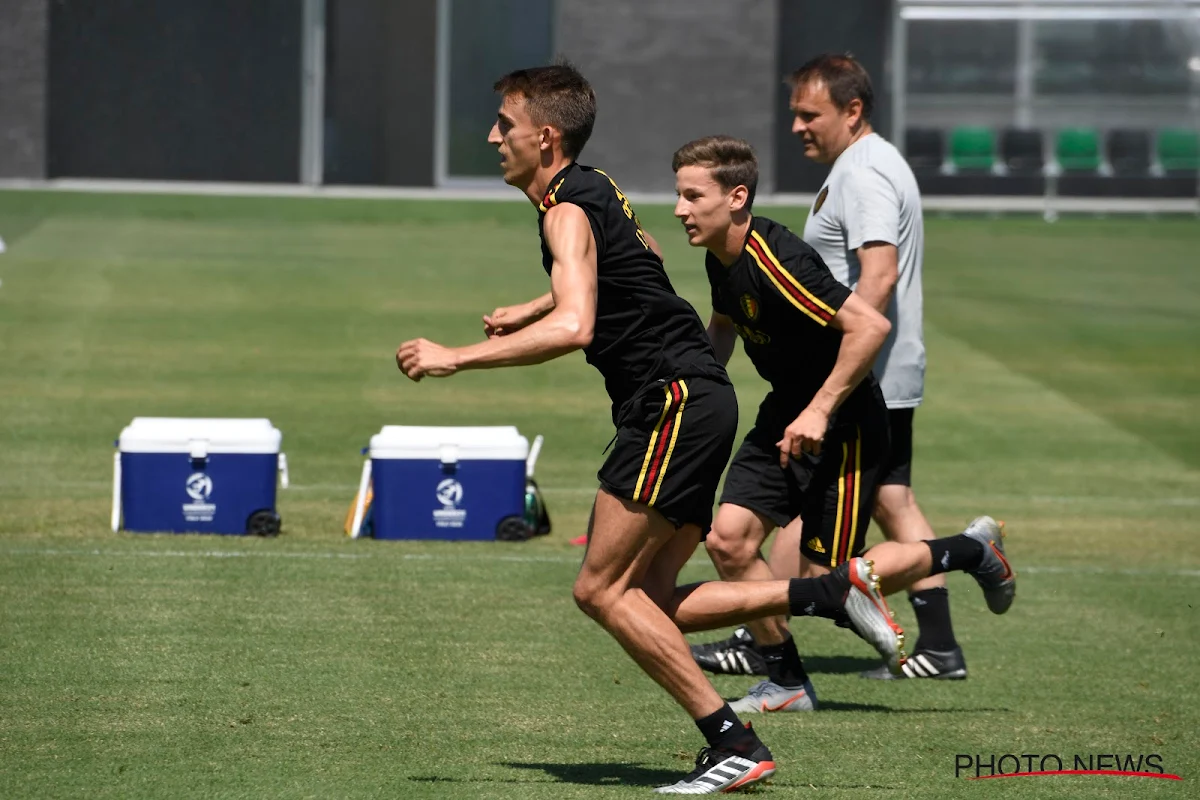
left=817, top=700, right=1012, bottom=714
left=503, top=761, right=681, bottom=787
left=800, top=654, right=882, bottom=674
left=407, top=762, right=678, bottom=787
left=412, top=766, right=906, bottom=791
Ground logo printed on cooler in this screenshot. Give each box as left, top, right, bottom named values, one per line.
left=186, top=473, right=213, bottom=502
left=182, top=472, right=217, bottom=523
left=433, top=478, right=467, bottom=529
left=436, top=479, right=463, bottom=507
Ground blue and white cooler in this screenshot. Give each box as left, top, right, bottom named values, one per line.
left=351, top=426, right=538, bottom=541
left=113, top=417, right=289, bottom=535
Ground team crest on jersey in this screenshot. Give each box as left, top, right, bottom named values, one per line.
left=812, top=186, right=829, bottom=215
left=740, top=294, right=759, bottom=321
left=734, top=323, right=770, bottom=345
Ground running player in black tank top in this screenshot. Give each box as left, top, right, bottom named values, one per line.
left=669, top=136, right=1016, bottom=718
left=395, top=64, right=785, bottom=794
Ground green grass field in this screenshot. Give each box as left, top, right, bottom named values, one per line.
left=0, top=190, right=1197, bottom=799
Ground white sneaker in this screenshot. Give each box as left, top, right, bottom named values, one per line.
left=729, top=679, right=818, bottom=713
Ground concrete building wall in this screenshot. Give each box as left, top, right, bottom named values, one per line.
left=47, top=0, right=302, bottom=181
left=555, top=0, right=779, bottom=193
left=0, top=0, right=49, bottom=178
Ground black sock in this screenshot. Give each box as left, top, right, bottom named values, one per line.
left=910, top=587, right=959, bottom=652
left=787, top=570, right=848, bottom=619
left=926, top=534, right=985, bottom=576
left=695, top=703, right=757, bottom=751
left=761, top=636, right=809, bottom=687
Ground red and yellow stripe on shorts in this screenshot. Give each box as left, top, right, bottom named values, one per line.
left=632, top=380, right=690, bottom=506
left=830, top=425, right=863, bottom=567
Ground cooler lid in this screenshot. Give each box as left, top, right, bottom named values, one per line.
left=118, top=417, right=282, bottom=454
left=369, top=425, right=529, bottom=461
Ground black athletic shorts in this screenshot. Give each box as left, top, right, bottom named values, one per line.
left=719, top=390, right=889, bottom=567
left=879, top=408, right=914, bottom=487
left=598, top=376, right=737, bottom=530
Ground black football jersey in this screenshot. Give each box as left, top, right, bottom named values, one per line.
left=705, top=215, right=880, bottom=418
left=538, top=163, right=727, bottom=421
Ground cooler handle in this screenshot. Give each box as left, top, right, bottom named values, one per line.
left=189, top=439, right=209, bottom=470
left=526, top=434, right=544, bottom=478
left=111, top=451, right=122, bottom=533
left=350, top=458, right=372, bottom=539
left=277, top=452, right=289, bottom=489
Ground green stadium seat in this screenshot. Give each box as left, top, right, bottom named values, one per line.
left=949, top=126, right=996, bottom=172
left=1157, top=128, right=1200, bottom=174
left=1056, top=128, right=1101, bottom=173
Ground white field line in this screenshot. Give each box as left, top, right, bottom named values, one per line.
left=2, top=547, right=1199, bottom=577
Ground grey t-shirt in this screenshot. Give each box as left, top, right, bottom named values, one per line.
left=802, top=132, right=925, bottom=409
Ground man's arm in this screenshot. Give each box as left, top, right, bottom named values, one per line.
left=776, top=292, right=890, bottom=463
left=854, top=242, right=898, bottom=315
left=706, top=312, right=737, bottom=366
left=840, top=165, right=900, bottom=315
left=396, top=203, right=596, bottom=379
left=484, top=292, right=555, bottom=337
left=811, top=292, right=890, bottom=416
left=490, top=217, right=660, bottom=338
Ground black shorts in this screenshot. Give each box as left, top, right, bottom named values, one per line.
left=879, top=408, right=914, bottom=487
left=598, top=376, right=737, bottom=530
left=719, top=391, right=889, bottom=567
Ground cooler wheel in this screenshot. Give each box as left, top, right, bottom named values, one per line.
left=495, top=515, right=533, bottom=542
left=246, top=509, right=282, bottom=537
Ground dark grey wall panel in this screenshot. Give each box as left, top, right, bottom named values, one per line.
left=775, top=0, right=893, bottom=192
left=0, top=0, right=48, bottom=178
left=556, top=0, right=778, bottom=193
left=324, top=0, right=437, bottom=186
left=48, top=0, right=302, bottom=181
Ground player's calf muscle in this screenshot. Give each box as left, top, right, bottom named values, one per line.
left=665, top=580, right=790, bottom=633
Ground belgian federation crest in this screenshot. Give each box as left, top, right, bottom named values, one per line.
left=740, top=294, right=759, bottom=321
left=812, top=186, right=829, bottom=215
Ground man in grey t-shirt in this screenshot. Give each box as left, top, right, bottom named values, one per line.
left=693, top=54, right=984, bottom=685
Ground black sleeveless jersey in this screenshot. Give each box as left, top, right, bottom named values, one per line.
left=537, top=162, right=728, bottom=422
left=705, top=215, right=882, bottom=420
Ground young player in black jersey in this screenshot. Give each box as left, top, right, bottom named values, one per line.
left=397, top=64, right=794, bottom=795
left=670, top=136, right=1016, bottom=715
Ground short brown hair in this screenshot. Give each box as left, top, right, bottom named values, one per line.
left=671, top=136, right=758, bottom=209
left=789, top=53, right=874, bottom=122
left=494, top=62, right=596, bottom=159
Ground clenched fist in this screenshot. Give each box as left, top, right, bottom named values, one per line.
left=396, top=338, right=459, bottom=381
